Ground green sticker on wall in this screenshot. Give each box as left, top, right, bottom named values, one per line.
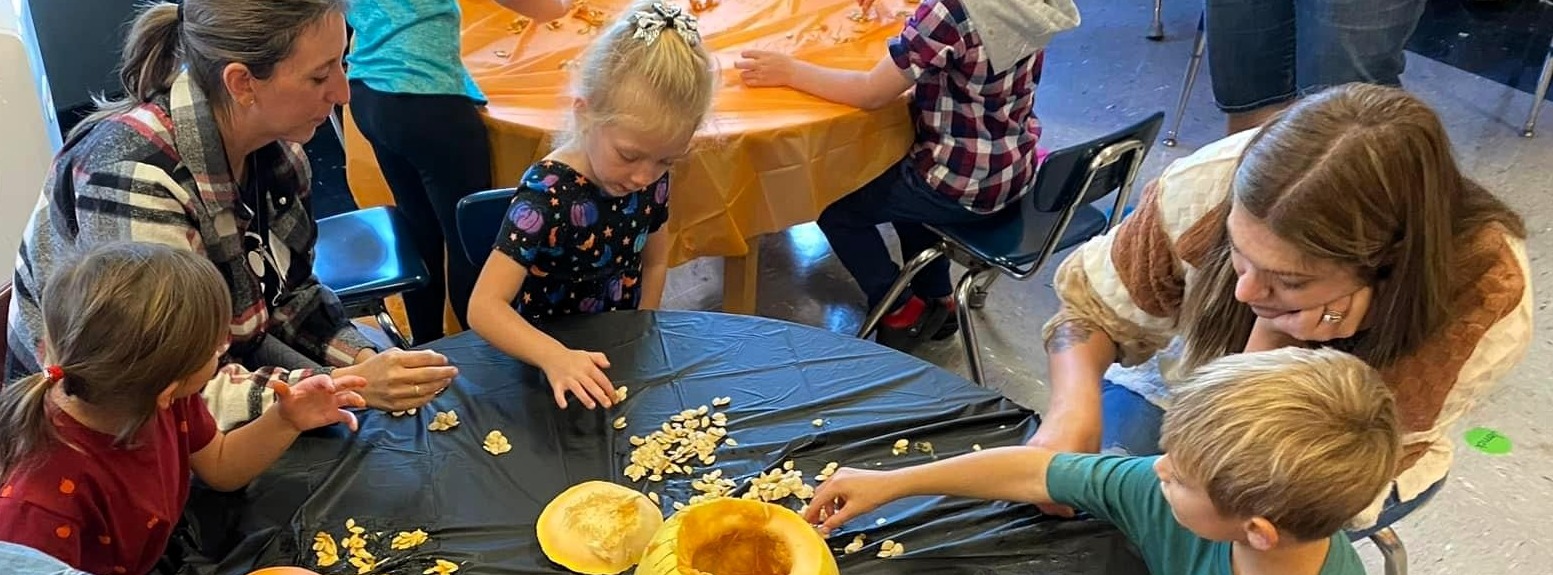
left=1465, top=427, right=1512, bottom=455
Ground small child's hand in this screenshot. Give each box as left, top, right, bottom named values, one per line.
left=540, top=348, right=616, bottom=410
left=735, top=51, right=797, bottom=88
left=270, top=374, right=368, bottom=432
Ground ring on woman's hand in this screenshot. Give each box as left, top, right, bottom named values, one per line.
left=414, top=384, right=422, bottom=395
left=1320, top=310, right=1346, bottom=324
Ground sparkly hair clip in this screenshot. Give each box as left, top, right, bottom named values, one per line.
left=629, top=3, right=700, bottom=46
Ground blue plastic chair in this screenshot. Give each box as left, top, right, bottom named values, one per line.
left=857, top=112, right=1166, bottom=385
left=314, top=206, right=431, bottom=348
left=455, top=188, right=519, bottom=266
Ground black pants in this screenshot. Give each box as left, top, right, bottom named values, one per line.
left=349, top=81, right=490, bottom=342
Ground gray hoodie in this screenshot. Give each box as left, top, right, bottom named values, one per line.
left=959, top=0, right=1082, bottom=73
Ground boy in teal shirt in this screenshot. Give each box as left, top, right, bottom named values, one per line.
left=807, top=347, right=1399, bottom=575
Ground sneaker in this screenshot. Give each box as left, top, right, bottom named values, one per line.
left=875, top=297, right=953, bottom=351
left=931, top=301, right=959, bottom=341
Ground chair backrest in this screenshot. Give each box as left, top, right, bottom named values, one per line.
left=1014, top=112, right=1164, bottom=274
left=455, top=188, right=519, bottom=265
left=1029, top=112, right=1165, bottom=214
left=0, top=282, right=11, bottom=365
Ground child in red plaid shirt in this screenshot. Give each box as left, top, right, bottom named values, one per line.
left=737, top=0, right=1080, bottom=349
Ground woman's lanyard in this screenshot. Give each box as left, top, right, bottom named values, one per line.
left=240, top=154, right=284, bottom=308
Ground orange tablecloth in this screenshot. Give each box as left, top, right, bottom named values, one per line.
left=344, top=0, right=916, bottom=311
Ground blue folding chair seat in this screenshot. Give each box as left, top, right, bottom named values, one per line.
left=858, top=113, right=1165, bottom=385
left=314, top=206, right=431, bottom=348
left=455, top=188, right=520, bottom=265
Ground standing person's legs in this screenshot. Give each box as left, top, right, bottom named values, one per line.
left=349, top=82, right=491, bottom=342
left=1205, top=0, right=1298, bottom=134
left=1298, top=0, right=1427, bottom=90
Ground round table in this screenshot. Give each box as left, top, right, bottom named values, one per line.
left=343, top=0, right=918, bottom=315
left=183, top=311, right=1144, bottom=574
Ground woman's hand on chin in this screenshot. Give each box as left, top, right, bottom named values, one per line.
left=1247, top=286, right=1373, bottom=350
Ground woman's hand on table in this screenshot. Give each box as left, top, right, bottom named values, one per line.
left=1249, top=286, right=1373, bottom=348
left=337, top=349, right=458, bottom=412
left=804, top=468, right=901, bottom=534
left=270, top=374, right=368, bottom=432
left=735, top=51, right=796, bottom=88
left=539, top=348, right=616, bottom=410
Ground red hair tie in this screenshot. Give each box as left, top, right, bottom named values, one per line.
left=44, top=365, right=64, bottom=382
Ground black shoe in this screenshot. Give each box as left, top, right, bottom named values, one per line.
left=931, top=306, right=959, bottom=341
left=875, top=298, right=954, bottom=351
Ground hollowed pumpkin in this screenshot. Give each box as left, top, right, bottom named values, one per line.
left=634, top=499, right=840, bottom=575
left=538, top=481, right=665, bottom=574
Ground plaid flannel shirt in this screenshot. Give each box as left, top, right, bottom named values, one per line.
left=889, top=0, right=1047, bottom=214
left=6, top=71, right=375, bottom=430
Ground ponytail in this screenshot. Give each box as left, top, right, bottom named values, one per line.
left=119, top=3, right=183, bottom=107
left=0, top=373, right=62, bottom=480
left=70, top=2, right=182, bottom=139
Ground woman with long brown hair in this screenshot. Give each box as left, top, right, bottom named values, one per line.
left=6, top=0, right=457, bottom=430
left=1029, top=83, right=1532, bottom=534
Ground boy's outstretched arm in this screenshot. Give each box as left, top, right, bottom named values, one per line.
left=804, top=446, right=1058, bottom=532
left=736, top=53, right=912, bottom=111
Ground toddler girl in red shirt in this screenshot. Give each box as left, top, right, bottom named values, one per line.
left=0, top=242, right=367, bottom=575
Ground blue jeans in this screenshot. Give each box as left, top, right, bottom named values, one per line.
left=1205, top=0, right=1428, bottom=112
left=817, top=158, right=989, bottom=311
left=1100, top=380, right=1444, bottom=536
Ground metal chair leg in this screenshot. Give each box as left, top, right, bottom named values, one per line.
left=375, top=308, right=412, bottom=349
left=857, top=245, right=946, bottom=339
left=954, top=269, right=987, bottom=386
left=1370, top=527, right=1408, bottom=575
left=1521, top=35, right=1553, bottom=138
left=1147, top=0, right=1165, bottom=40
left=1163, top=13, right=1206, bottom=148
left=968, top=273, right=997, bottom=310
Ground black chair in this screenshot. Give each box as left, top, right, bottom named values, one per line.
left=314, top=206, right=431, bottom=348
left=455, top=188, right=520, bottom=266
left=857, top=113, right=1166, bottom=386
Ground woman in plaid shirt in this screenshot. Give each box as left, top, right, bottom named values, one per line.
left=5, top=0, right=457, bottom=430
left=737, top=0, right=1081, bottom=349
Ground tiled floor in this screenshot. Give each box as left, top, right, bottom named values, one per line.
left=654, top=4, right=1553, bottom=575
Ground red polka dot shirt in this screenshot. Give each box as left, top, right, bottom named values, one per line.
left=0, top=395, right=217, bottom=574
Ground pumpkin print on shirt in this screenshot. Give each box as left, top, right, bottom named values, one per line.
left=494, top=161, right=670, bottom=322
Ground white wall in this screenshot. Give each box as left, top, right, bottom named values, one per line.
left=0, top=0, right=61, bottom=279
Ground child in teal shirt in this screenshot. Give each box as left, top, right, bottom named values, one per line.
left=808, top=347, right=1399, bottom=575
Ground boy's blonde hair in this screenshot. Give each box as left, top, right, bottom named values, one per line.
left=569, top=1, right=717, bottom=144
left=1159, top=347, right=1400, bottom=541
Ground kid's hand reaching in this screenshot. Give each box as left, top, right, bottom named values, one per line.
left=271, top=374, right=368, bottom=432
left=540, top=348, right=616, bottom=410
left=735, top=51, right=797, bottom=88
left=803, top=468, right=901, bottom=534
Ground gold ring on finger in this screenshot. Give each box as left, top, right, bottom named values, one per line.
left=1320, top=310, right=1345, bottom=324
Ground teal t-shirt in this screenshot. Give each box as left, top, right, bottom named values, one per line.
left=345, top=0, right=487, bottom=103
left=1045, top=454, right=1365, bottom=575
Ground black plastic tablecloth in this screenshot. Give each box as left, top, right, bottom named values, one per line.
left=178, top=311, right=1145, bottom=575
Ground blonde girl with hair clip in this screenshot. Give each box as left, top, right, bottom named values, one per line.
left=468, top=1, right=716, bottom=411
left=0, top=243, right=367, bottom=575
